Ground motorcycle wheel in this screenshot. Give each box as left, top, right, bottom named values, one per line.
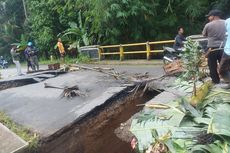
left=3, top=64, right=8, bottom=69
left=163, top=58, right=170, bottom=65
left=163, top=55, right=173, bottom=65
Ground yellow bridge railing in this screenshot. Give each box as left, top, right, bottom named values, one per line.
left=98, top=40, right=175, bottom=61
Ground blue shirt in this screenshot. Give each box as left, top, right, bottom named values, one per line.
left=225, top=18, right=230, bottom=55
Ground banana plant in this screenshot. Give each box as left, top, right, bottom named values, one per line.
left=180, top=38, right=202, bottom=96
left=11, top=34, right=29, bottom=52
left=130, top=89, right=230, bottom=153
left=58, top=11, right=91, bottom=51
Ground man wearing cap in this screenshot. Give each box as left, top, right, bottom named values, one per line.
left=219, top=18, right=230, bottom=88
left=202, top=9, right=226, bottom=84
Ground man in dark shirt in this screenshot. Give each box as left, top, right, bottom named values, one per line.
left=24, top=42, right=39, bottom=71
left=202, top=9, right=226, bottom=84
left=173, top=27, right=186, bottom=51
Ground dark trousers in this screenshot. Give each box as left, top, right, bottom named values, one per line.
left=208, top=49, right=223, bottom=84
left=219, top=52, right=230, bottom=82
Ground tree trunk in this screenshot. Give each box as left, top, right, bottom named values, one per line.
left=22, top=0, right=28, bottom=19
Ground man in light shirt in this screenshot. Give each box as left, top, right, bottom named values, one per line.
left=10, top=45, right=22, bottom=76
left=219, top=18, right=230, bottom=88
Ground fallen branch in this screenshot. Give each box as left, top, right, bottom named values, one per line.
left=93, top=67, right=114, bottom=71
left=44, top=83, right=63, bottom=89
left=137, top=103, right=170, bottom=109
left=130, top=74, right=166, bottom=84
left=129, top=75, right=166, bottom=97
left=44, top=83, right=87, bottom=98
left=70, top=64, right=126, bottom=80
left=71, top=65, right=167, bottom=98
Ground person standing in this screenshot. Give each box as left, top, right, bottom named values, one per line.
left=173, top=27, right=186, bottom=51
left=24, top=43, right=32, bottom=72
left=202, top=10, right=226, bottom=84
left=57, top=38, right=65, bottom=63
left=24, top=42, right=39, bottom=71
left=10, top=45, right=22, bottom=76
left=219, top=18, right=230, bottom=88
left=30, top=45, right=39, bottom=71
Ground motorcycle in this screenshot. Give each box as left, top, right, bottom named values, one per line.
left=0, top=58, right=8, bottom=69
left=162, top=35, right=208, bottom=64
left=162, top=47, right=181, bottom=64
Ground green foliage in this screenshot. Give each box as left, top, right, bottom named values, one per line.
left=131, top=101, right=187, bottom=151
left=130, top=86, right=230, bottom=153
left=82, top=0, right=211, bottom=44
left=0, top=111, right=39, bottom=150
left=27, top=0, right=57, bottom=58
left=180, top=38, right=202, bottom=80
left=59, top=11, right=91, bottom=51
left=39, top=56, right=78, bottom=65
left=1, top=0, right=230, bottom=59
left=180, top=38, right=204, bottom=96
left=76, top=53, right=91, bottom=63
left=0, top=0, right=25, bottom=58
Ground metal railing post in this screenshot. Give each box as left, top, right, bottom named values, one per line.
left=98, top=48, right=102, bottom=61
left=146, top=42, right=151, bottom=60
left=119, top=45, right=124, bottom=61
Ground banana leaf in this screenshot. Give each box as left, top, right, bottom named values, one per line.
left=207, top=103, right=230, bottom=137
left=130, top=116, right=204, bottom=152
left=130, top=106, right=189, bottom=152
left=130, top=78, right=230, bottom=153
left=191, top=140, right=230, bottom=153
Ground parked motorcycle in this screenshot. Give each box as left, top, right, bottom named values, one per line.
left=0, top=57, right=8, bottom=69
left=162, top=47, right=181, bottom=64
left=162, top=35, right=208, bottom=64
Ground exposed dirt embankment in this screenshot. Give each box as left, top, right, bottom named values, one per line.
left=0, top=71, right=66, bottom=91
left=0, top=78, right=38, bottom=91
left=36, top=88, right=158, bottom=153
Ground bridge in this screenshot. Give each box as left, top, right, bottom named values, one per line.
left=80, top=40, right=175, bottom=61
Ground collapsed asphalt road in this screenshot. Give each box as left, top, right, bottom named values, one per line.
left=0, top=64, right=165, bottom=153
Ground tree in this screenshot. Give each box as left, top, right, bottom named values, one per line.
left=0, top=0, right=25, bottom=58
left=1, top=0, right=230, bottom=59
left=26, top=0, right=57, bottom=58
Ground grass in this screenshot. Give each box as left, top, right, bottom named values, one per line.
left=0, top=111, right=39, bottom=151
left=39, top=54, right=91, bottom=65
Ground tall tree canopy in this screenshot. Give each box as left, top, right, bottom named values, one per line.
left=0, top=0, right=230, bottom=58
left=0, top=0, right=25, bottom=57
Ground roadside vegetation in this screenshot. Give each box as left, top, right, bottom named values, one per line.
left=0, top=0, right=230, bottom=63
left=0, top=111, right=39, bottom=151
left=39, top=54, right=91, bottom=65
left=130, top=38, right=230, bottom=153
